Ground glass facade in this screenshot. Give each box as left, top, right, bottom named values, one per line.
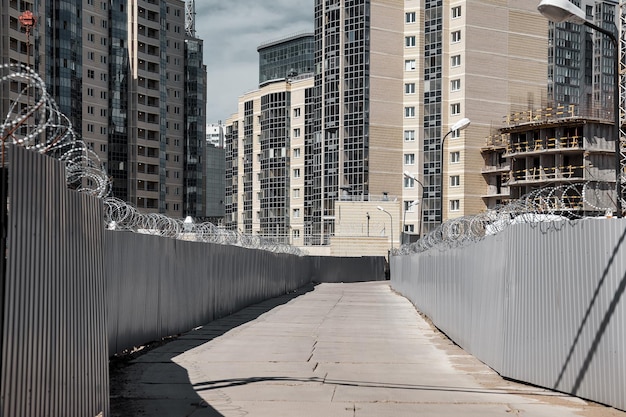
left=258, top=33, right=314, bottom=85
left=305, top=0, right=372, bottom=245
left=224, top=121, right=238, bottom=229
left=109, top=0, right=130, bottom=201
left=422, top=0, right=443, bottom=233
left=260, top=92, right=291, bottom=242
left=242, top=100, right=254, bottom=233
left=184, top=37, right=206, bottom=218
left=45, top=0, right=83, bottom=138
left=549, top=0, right=617, bottom=119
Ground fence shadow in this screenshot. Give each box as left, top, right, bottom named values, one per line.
left=109, top=284, right=315, bottom=417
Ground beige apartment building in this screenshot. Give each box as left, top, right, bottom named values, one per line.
left=405, top=0, right=549, bottom=238
left=224, top=1, right=554, bottom=256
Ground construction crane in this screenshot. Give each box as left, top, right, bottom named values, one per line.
left=617, top=0, right=626, bottom=207
left=185, top=0, right=196, bottom=38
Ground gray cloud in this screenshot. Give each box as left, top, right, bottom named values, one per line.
left=194, top=0, right=314, bottom=123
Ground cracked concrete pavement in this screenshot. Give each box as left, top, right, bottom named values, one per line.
left=110, top=282, right=626, bottom=417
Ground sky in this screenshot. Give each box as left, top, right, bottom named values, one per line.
left=194, top=1, right=314, bottom=124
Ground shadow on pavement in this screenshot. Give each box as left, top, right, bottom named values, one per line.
left=109, top=284, right=316, bottom=417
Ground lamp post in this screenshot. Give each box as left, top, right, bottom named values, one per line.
left=538, top=0, right=622, bottom=218
left=440, top=118, right=471, bottom=224
left=403, top=170, right=425, bottom=240
left=377, top=205, right=393, bottom=250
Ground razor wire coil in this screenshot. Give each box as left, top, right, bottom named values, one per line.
left=1, top=63, right=304, bottom=256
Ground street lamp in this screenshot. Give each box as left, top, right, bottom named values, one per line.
left=403, top=171, right=425, bottom=241
left=377, top=205, right=393, bottom=250
left=440, top=117, right=471, bottom=223
left=538, top=0, right=622, bottom=218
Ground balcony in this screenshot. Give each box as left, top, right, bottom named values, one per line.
left=509, top=165, right=585, bottom=184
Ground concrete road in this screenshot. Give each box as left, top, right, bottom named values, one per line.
left=110, top=282, right=626, bottom=417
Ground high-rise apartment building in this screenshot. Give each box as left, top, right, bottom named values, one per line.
left=548, top=0, right=618, bottom=119
left=225, top=1, right=625, bottom=254
left=1, top=0, right=207, bottom=219
left=409, top=1, right=548, bottom=235
left=308, top=0, right=404, bottom=244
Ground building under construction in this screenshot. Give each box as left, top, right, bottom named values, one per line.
left=482, top=104, right=617, bottom=216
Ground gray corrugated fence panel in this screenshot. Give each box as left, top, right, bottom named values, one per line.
left=106, top=231, right=315, bottom=356
left=391, top=219, right=626, bottom=411
left=503, top=220, right=626, bottom=410
left=106, top=231, right=164, bottom=355
left=310, top=256, right=386, bottom=283
left=2, top=147, right=109, bottom=417
left=391, top=236, right=507, bottom=371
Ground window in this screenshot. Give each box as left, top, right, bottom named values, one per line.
left=293, top=107, right=301, bottom=118
left=451, top=79, right=461, bottom=91
left=293, top=148, right=301, bottom=158
left=405, top=59, right=416, bottom=71
left=450, top=199, right=460, bottom=211
left=451, top=31, right=461, bottom=43
left=404, top=153, right=415, bottom=165
left=451, top=128, right=461, bottom=139
left=87, top=51, right=94, bottom=60
left=405, top=83, right=416, bottom=94
left=404, top=201, right=417, bottom=211
left=405, top=107, right=415, bottom=118
left=87, top=88, right=94, bottom=96
left=451, top=103, right=461, bottom=115
left=451, top=55, right=461, bottom=67
left=87, top=106, right=94, bottom=114
left=452, top=6, right=462, bottom=18
left=293, top=128, right=301, bottom=138
left=405, top=11, right=416, bottom=23
left=404, top=176, right=415, bottom=188
left=293, top=168, right=301, bottom=178
left=405, top=36, right=416, bottom=47
left=404, top=130, right=416, bottom=141
left=87, top=33, right=95, bottom=42
left=450, top=151, right=460, bottom=163
left=293, top=188, right=300, bottom=198
left=404, top=224, right=415, bottom=233
left=293, top=229, right=300, bottom=239
left=87, top=69, right=95, bottom=79
left=450, top=175, right=460, bottom=187
left=293, top=208, right=301, bottom=218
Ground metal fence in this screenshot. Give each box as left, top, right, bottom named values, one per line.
left=1, top=146, right=109, bottom=417
left=391, top=219, right=626, bottom=411
left=1, top=146, right=386, bottom=416
left=106, top=232, right=313, bottom=355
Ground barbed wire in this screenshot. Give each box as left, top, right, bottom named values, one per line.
left=396, top=181, right=618, bottom=255
left=0, top=63, right=304, bottom=256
